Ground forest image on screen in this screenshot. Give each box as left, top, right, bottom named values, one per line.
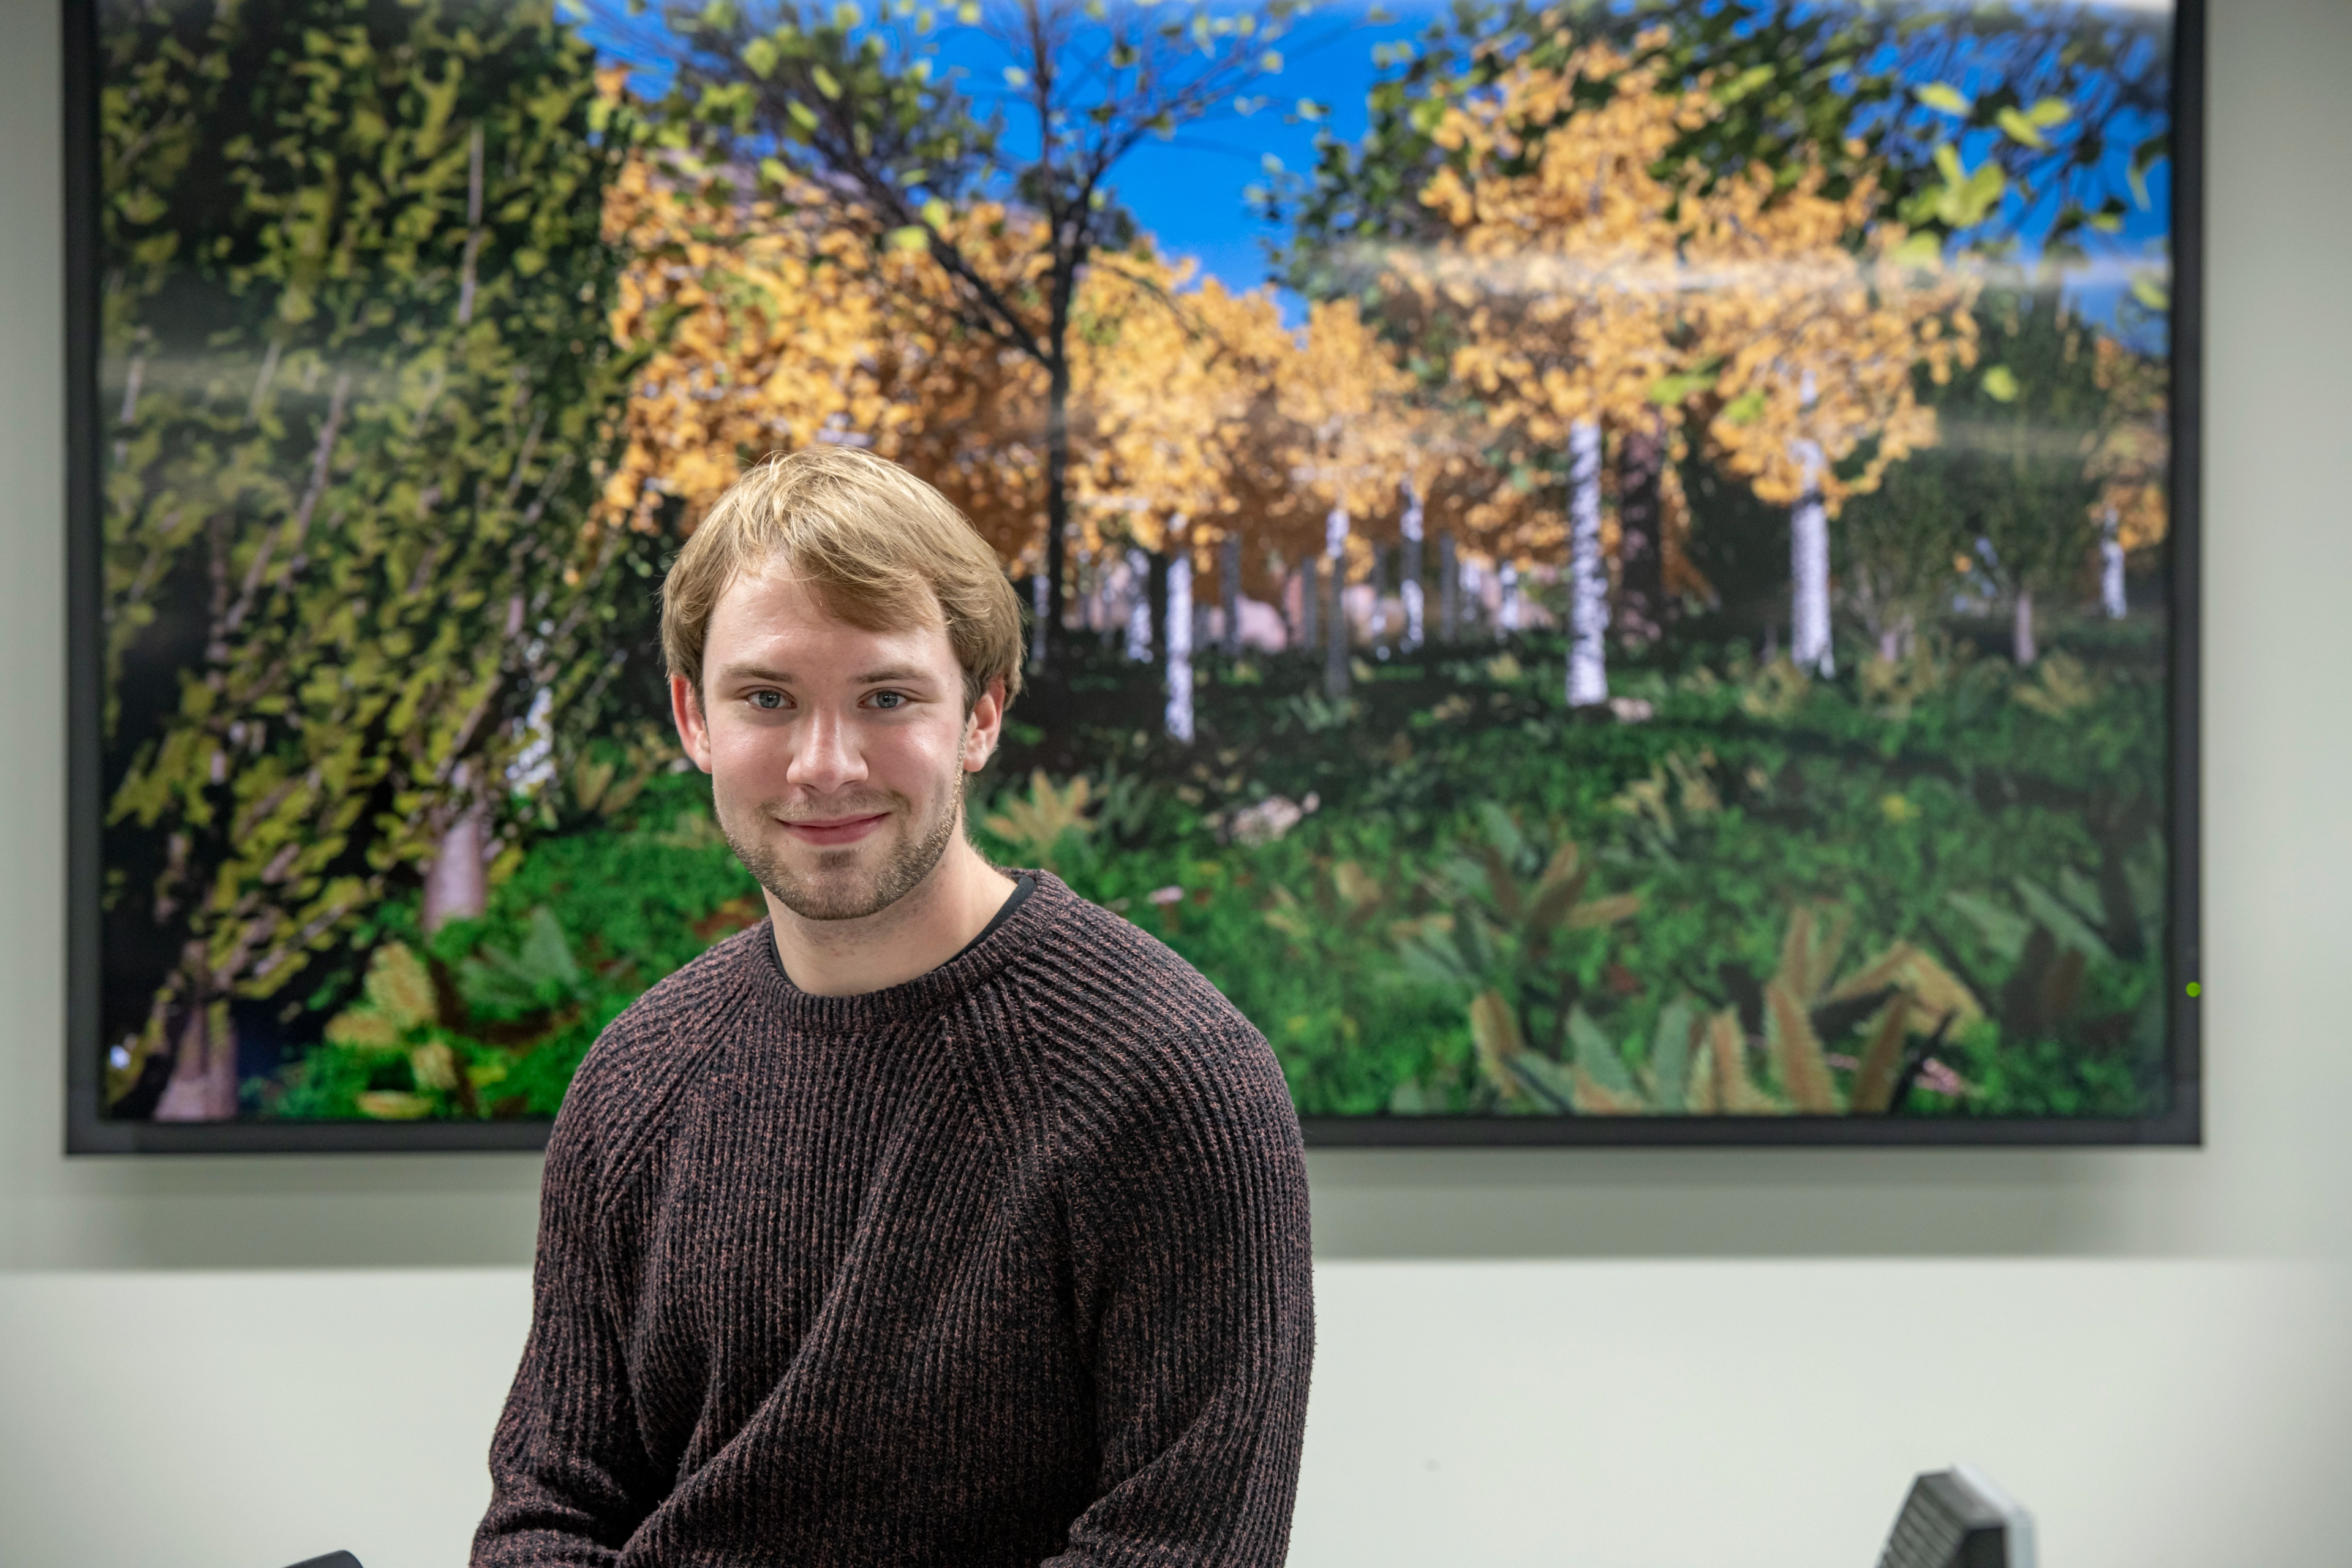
left=91, top=0, right=2179, bottom=1130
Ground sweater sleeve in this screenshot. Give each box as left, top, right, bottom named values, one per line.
left=473, top=1057, right=663, bottom=1567
left=1046, top=1022, right=1316, bottom=1568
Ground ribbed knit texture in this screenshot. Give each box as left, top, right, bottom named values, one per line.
left=473, top=872, right=1315, bottom=1567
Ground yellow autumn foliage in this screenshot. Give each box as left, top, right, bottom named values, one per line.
left=600, top=156, right=1448, bottom=603
left=1396, top=28, right=1978, bottom=522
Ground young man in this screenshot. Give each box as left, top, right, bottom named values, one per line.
left=473, top=447, right=1314, bottom=1567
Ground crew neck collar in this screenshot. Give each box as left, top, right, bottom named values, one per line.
left=747, top=869, right=1064, bottom=1031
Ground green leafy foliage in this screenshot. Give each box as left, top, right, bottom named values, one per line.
left=1837, top=287, right=2112, bottom=665
left=99, top=0, right=641, bottom=1109
left=264, top=774, right=763, bottom=1120
left=961, top=625, right=2167, bottom=1123
left=1273, top=0, right=2173, bottom=301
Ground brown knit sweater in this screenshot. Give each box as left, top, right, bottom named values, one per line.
left=473, top=871, right=1315, bottom=1567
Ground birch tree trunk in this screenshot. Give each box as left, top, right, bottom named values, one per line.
left=1324, top=506, right=1351, bottom=699
left=1123, top=547, right=1152, bottom=663
left=151, top=993, right=238, bottom=1122
left=2013, top=586, right=2038, bottom=666
left=1790, top=369, right=1834, bottom=676
left=1164, top=537, right=1194, bottom=743
left=1499, top=562, right=1521, bottom=636
left=1567, top=417, right=1608, bottom=706
left=1790, top=440, right=1834, bottom=676
left=2100, top=507, right=2127, bottom=619
left=422, top=805, right=489, bottom=933
left=1401, top=482, right=1425, bottom=650
left=1030, top=574, right=1049, bottom=668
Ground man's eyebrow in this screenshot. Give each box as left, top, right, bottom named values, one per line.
left=714, top=662, right=796, bottom=685
left=712, top=662, right=941, bottom=687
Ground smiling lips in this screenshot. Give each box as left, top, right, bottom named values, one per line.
left=778, top=812, right=889, bottom=848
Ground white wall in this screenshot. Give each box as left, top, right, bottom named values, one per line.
left=6, top=2, right=2350, bottom=1564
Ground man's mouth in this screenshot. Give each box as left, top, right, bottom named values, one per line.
left=777, top=811, right=890, bottom=848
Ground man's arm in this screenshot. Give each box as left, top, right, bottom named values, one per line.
left=473, top=1064, right=662, bottom=1567
left=1048, top=1022, right=1316, bottom=1567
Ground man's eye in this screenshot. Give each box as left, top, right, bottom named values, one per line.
left=870, top=692, right=907, bottom=710
left=749, top=690, right=785, bottom=710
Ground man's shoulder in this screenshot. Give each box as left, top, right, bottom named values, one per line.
left=1009, top=879, right=1294, bottom=1135
left=562, top=924, right=771, bottom=1117
left=1017, top=879, right=1248, bottom=1035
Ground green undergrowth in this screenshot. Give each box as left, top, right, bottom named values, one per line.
left=255, top=622, right=2171, bottom=1123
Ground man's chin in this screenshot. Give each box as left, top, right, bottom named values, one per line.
left=778, top=881, right=892, bottom=923
left=766, top=842, right=920, bottom=923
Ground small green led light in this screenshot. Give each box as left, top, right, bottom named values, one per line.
left=2185, top=982, right=2201, bottom=998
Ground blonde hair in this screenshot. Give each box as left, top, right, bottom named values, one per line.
left=662, top=446, right=1025, bottom=713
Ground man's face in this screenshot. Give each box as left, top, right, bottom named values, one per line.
left=672, top=566, right=1003, bottom=922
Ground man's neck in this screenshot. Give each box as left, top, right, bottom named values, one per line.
left=766, top=836, right=1019, bottom=998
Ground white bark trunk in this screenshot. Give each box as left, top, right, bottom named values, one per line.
left=1499, top=562, right=1521, bottom=635
left=423, top=807, right=489, bottom=933
left=1164, top=549, right=1194, bottom=743
left=151, top=999, right=237, bottom=1122
left=2100, top=507, right=2127, bottom=619
left=1790, top=448, right=1833, bottom=676
left=1324, top=506, right=1350, bottom=698
left=1030, top=573, right=1049, bottom=665
left=1791, top=369, right=1834, bottom=676
left=1568, top=417, right=1608, bottom=706
left=1401, top=482, right=1426, bottom=652
left=2013, top=586, right=2038, bottom=667
left=508, top=685, right=555, bottom=794
left=1123, top=548, right=1152, bottom=663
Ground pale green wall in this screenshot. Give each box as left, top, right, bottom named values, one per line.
left=6, top=1, right=2350, bottom=1564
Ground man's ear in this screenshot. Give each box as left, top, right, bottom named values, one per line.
left=671, top=673, right=715, bottom=774
left=962, top=676, right=1008, bottom=774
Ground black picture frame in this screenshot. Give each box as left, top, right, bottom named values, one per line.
left=62, top=0, right=2205, bottom=1155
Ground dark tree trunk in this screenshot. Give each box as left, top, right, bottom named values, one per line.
left=1298, top=556, right=1319, bottom=652
left=1042, top=355, right=1074, bottom=669
left=1220, top=533, right=1242, bottom=658
left=1616, top=417, right=1667, bottom=643
left=1439, top=533, right=1459, bottom=643
left=1146, top=549, right=1170, bottom=671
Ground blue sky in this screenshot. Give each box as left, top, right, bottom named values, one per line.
left=586, top=0, right=1441, bottom=299
left=589, top=0, right=2176, bottom=334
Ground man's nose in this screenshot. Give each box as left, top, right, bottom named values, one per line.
left=787, top=706, right=866, bottom=794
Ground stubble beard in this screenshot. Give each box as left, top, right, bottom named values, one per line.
left=717, top=772, right=965, bottom=924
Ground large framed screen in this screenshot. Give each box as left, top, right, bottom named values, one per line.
left=66, top=0, right=2201, bottom=1151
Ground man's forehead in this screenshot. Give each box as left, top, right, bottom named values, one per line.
left=707, top=565, right=952, bottom=670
